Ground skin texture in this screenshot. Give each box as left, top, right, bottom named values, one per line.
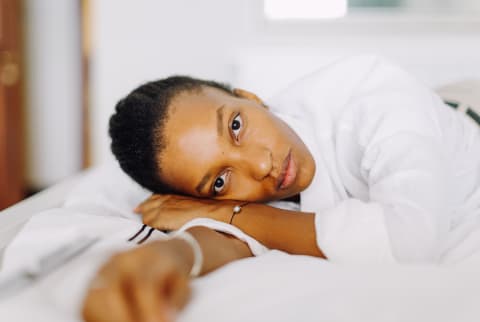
left=159, top=87, right=316, bottom=202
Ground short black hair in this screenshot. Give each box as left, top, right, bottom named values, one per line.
left=109, top=75, right=232, bottom=193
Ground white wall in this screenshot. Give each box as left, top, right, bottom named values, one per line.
left=24, top=0, right=83, bottom=188
left=90, top=0, right=480, bottom=165
left=90, top=0, right=250, bottom=165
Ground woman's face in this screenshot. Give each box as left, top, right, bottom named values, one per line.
left=158, top=86, right=315, bottom=202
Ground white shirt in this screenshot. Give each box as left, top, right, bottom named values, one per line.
left=182, top=55, right=480, bottom=264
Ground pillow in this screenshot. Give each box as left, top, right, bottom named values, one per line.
left=436, top=80, right=480, bottom=127
left=63, top=162, right=151, bottom=221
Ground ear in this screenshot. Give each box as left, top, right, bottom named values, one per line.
left=233, top=88, right=269, bottom=110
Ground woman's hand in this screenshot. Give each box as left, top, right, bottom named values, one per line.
left=82, top=227, right=254, bottom=322
left=134, top=194, right=236, bottom=231
left=82, top=239, right=192, bottom=322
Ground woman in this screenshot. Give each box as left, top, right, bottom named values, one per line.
left=82, top=56, right=480, bottom=322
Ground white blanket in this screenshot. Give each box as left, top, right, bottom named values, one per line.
left=1, top=163, right=480, bottom=322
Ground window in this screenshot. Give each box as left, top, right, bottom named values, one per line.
left=264, top=0, right=480, bottom=20
left=264, top=0, right=347, bottom=20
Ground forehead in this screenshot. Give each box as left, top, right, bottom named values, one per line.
left=158, top=87, right=232, bottom=194
left=168, top=86, right=231, bottom=115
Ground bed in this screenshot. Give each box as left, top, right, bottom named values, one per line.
left=1, top=59, right=480, bottom=321
left=1, top=162, right=480, bottom=322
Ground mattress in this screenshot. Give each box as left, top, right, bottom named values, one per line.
left=0, top=172, right=86, bottom=267
left=0, top=163, right=480, bottom=322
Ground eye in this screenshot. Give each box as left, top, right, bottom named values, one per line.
left=230, top=114, right=243, bottom=140
left=213, top=172, right=229, bottom=195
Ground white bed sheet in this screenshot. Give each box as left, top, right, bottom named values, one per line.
left=1, top=163, right=480, bottom=322
left=0, top=173, right=87, bottom=268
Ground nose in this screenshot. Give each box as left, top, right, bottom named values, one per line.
left=237, top=146, right=273, bottom=181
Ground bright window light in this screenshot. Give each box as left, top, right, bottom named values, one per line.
left=264, top=0, right=347, bottom=20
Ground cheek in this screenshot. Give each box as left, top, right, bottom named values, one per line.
left=264, top=115, right=294, bottom=143
left=247, top=120, right=284, bottom=151
left=224, top=172, right=274, bottom=202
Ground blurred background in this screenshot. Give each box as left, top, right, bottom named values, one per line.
left=1, top=0, right=479, bottom=209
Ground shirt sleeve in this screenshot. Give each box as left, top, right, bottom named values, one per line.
left=315, top=57, right=455, bottom=264
left=178, top=218, right=270, bottom=256
left=317, top=134, right=453, bottom=264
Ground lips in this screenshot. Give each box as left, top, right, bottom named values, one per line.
left=277, top=150, right=297, bottom=190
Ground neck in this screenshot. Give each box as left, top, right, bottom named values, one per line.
left=280, top=194, right=300, bottom=203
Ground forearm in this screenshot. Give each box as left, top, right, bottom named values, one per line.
left=82, top=226, right=251, bottom=322
left=136, top=193, right=325, bottom=260
left=162, top=226, right=253, bottom=277
left=229, top=203, right=326, bottom=258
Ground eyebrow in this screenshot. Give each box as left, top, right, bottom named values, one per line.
left=195, top=172, right=212, bottom=194
left=195, top=105, right=225, bottom=194
left=216, top=105, right=225, bottom=136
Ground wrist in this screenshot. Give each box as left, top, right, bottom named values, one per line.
left=153, top=239, right=194, bottom=276
left=223, top=202, right=265, bottom=241
left=229, top=203, right=286, bottom=249
left=209, top=201, right=238, bottom=223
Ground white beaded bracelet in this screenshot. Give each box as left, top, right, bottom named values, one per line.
left=172, top=231, right=203, bottom=278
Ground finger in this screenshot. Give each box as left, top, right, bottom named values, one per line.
left=128, top=278, right=164, bottom=322
left=137, top=198, right=167, bottom=214
left=164, top=271, right=191, bottom=310
left=83, top=286, right=135, bottom=322
left=141, top=209, right=159, bottom=226
left=134, top=195, right=165, bottom=213
left=143, top=207, right=184, bottom=230
left=142, top=210, right=171, bottom=230
left=135, top=201, right=159, bottom=215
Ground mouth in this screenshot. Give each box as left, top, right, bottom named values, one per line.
left=276, top=149, right=297, bottom=190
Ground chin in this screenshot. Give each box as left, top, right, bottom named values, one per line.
left=275, top=188, right=301, bottom=201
